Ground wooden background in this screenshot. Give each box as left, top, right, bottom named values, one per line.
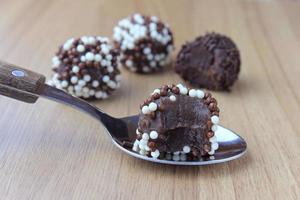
left=0, top=0, right=299, bottom=199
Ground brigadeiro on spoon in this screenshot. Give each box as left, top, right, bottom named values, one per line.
left=48, top=36, right=121, bottom=100
left=132, top=84, right=220, bottom=161
left=175, top=32, right=241, bottom=91
left=113, top=13, right=174, bottom=73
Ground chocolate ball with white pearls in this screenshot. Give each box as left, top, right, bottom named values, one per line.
left=175, top=32, right=241, bottom=91
left=132, top=84, right=220, bottom=161
left=48, top=36, right=121, bottom=100
left=113, top=13, right=174, bottom=73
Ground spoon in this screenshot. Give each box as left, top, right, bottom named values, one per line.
left=0, top=61, right=247, bottom=165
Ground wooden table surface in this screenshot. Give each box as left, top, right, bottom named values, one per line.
left=0, top=0, right=299, bottom=199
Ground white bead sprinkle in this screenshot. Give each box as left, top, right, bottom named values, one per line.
left=78, top=80, right=86, bottom=87
left=72, top=66, right=80, bottom=73
left=76, top=45, right=85, bottom=52
left=188, top=89, right=197, bottom=97
left=149, top=131, right=158, bottom=139
left=92, top=80, right=99, bottom=87
left=142, top=133, right=149, bottom=140
left=196, top=90, right=205, bottom=98
left=85, top=52, right=94, bottom=61
left=172, top=154, right=180, bottom=161
left=70, top=76, right=78, bottom=84
left=102, top=75, right=110, bottom=83
left=209, top=136, right=217, bottom=143
left=212, top=125, right=218, bottom=132
left=148, top=102, right=158, bottom=111
left=142, top=106, right=150, bottom=114
left=83, top=75, right=91, bottom=82
left=208, top=149, right=215, bottom=155
left=179, top=87, right=188, bottom=95
left=61, top=80, right=68, bottom=88
left=211, top=116, right=219, bottom=125
left=151, top=150, right=160, bottom=159
left=212, top=142, right=219, bottom=150
left=183, top=146, right=191, bottom=153
left=169, top=95, right=176, bottom=101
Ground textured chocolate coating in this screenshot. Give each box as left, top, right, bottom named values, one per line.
left=113, top=14, right=174, bottom=73
left=48, top=36, right=121, bottom=100
left=133, top=84, right=220, bottom=160
left=175, top=33, right=240, bottom=91
left=139, top=94, right=210, bottom=155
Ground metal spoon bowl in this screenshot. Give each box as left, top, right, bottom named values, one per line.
left=0, top=61, right=247, bottom=166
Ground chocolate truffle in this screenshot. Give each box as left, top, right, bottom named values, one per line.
left=113, top=13, right=174, bottom=73
left=48, top=36, right=121, bottom=99
left=132, top=84, right=220, bottom=161
left=175, top=32, right=240, bottom=91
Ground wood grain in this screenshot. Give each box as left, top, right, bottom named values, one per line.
left=0, top=0, right=299, bottom=199
left=0, top=61, right=45, bottom=103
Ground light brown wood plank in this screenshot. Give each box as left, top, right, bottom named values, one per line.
left=0, top=0, right=299, bottom=199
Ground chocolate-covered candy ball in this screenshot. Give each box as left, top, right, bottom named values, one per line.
left=175, top=32, right=240, bottom=91
left=113, top=13, right=174, bottom=73
left=132, top=84, right=220, bottom=160
left=48, top=36, right=121, bottom=100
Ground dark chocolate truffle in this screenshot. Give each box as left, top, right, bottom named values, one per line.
left=175, top=32, right=240, bottom=91
left=132, top=84, right=220, bottom=161
left=113, top=13, right=174, bottom=73
left=48, top=36, right=121, bottom=99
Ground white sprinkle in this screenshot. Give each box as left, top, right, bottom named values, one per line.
left=149, top=131, right=158, bottom=139
left=52, top=56, right=60, bottom=66
left=92, top=80, right=99, bottom=87
left=142, top=133, right=149, bottom=140
left=72, top=66, right=80, bottom=73
left=212, top=125, right=218, bottom=132
left=74, top=85, right=82, bottom=92
left=211, top=116, right=219, bottom=125
left=102, top=75, right=110, bottom=83
left=125, top=60, right=133, bottom=67
left=208, top=149, right=215, bottom=155
left=151, top=150, right=160, bottom=159
left=142, top=106, right=150, bottom=114
left=179, top=87, right=188, bottom=95
left=172, top=154, right=180, bottom=161
left=106, top=54, right=112, bottom=60
left=107, top=80, right=117, bottom=89
left=95, top=91, right=103, bottom=98
left=76, top=45, right=85, bottom=52
left=88, top=36, right=96, bottom=44
left=183, top=146, right=191, bottom=153
left=212, top=142, right=219, bottom=150
left=188, top=89, right=197, bottom=97
left=107, top=66, right=114, bottom=73
left=70, top=76, right=78, bottom=84
left=78, top=80, right=86, bottom=87
left=83, top=75, right=91, bottom=82
left=95, top=54, right=102, bottom=62
left=196, top=90, right=205, bottom=98
left=152, top=89, right=160, bottom=94
left=89, top=90, right=95, bottom=96
left=61, top=80, right=68, bottom=88
left=143, top=48, right=151, bottom=55
left=67, top=86, right=74, bottom=92
left=148, top=102, right=158, bottom=111
left=82, top=87, right=89, bottom=93
left=142, top=66, right=150, bottom=73
left=169, top=95, right=176, bottom=102
left=180, top=154, right=187, bottom=161
left=80, top=56, right=86, bottom=62
left=115, top=75, right=122, bottom=82
left=85, top=52, right=94, bottom=61
left=173, top=151, right=180, bottom=155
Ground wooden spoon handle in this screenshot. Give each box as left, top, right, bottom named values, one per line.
left=0, top=61, right=46, bottom=103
